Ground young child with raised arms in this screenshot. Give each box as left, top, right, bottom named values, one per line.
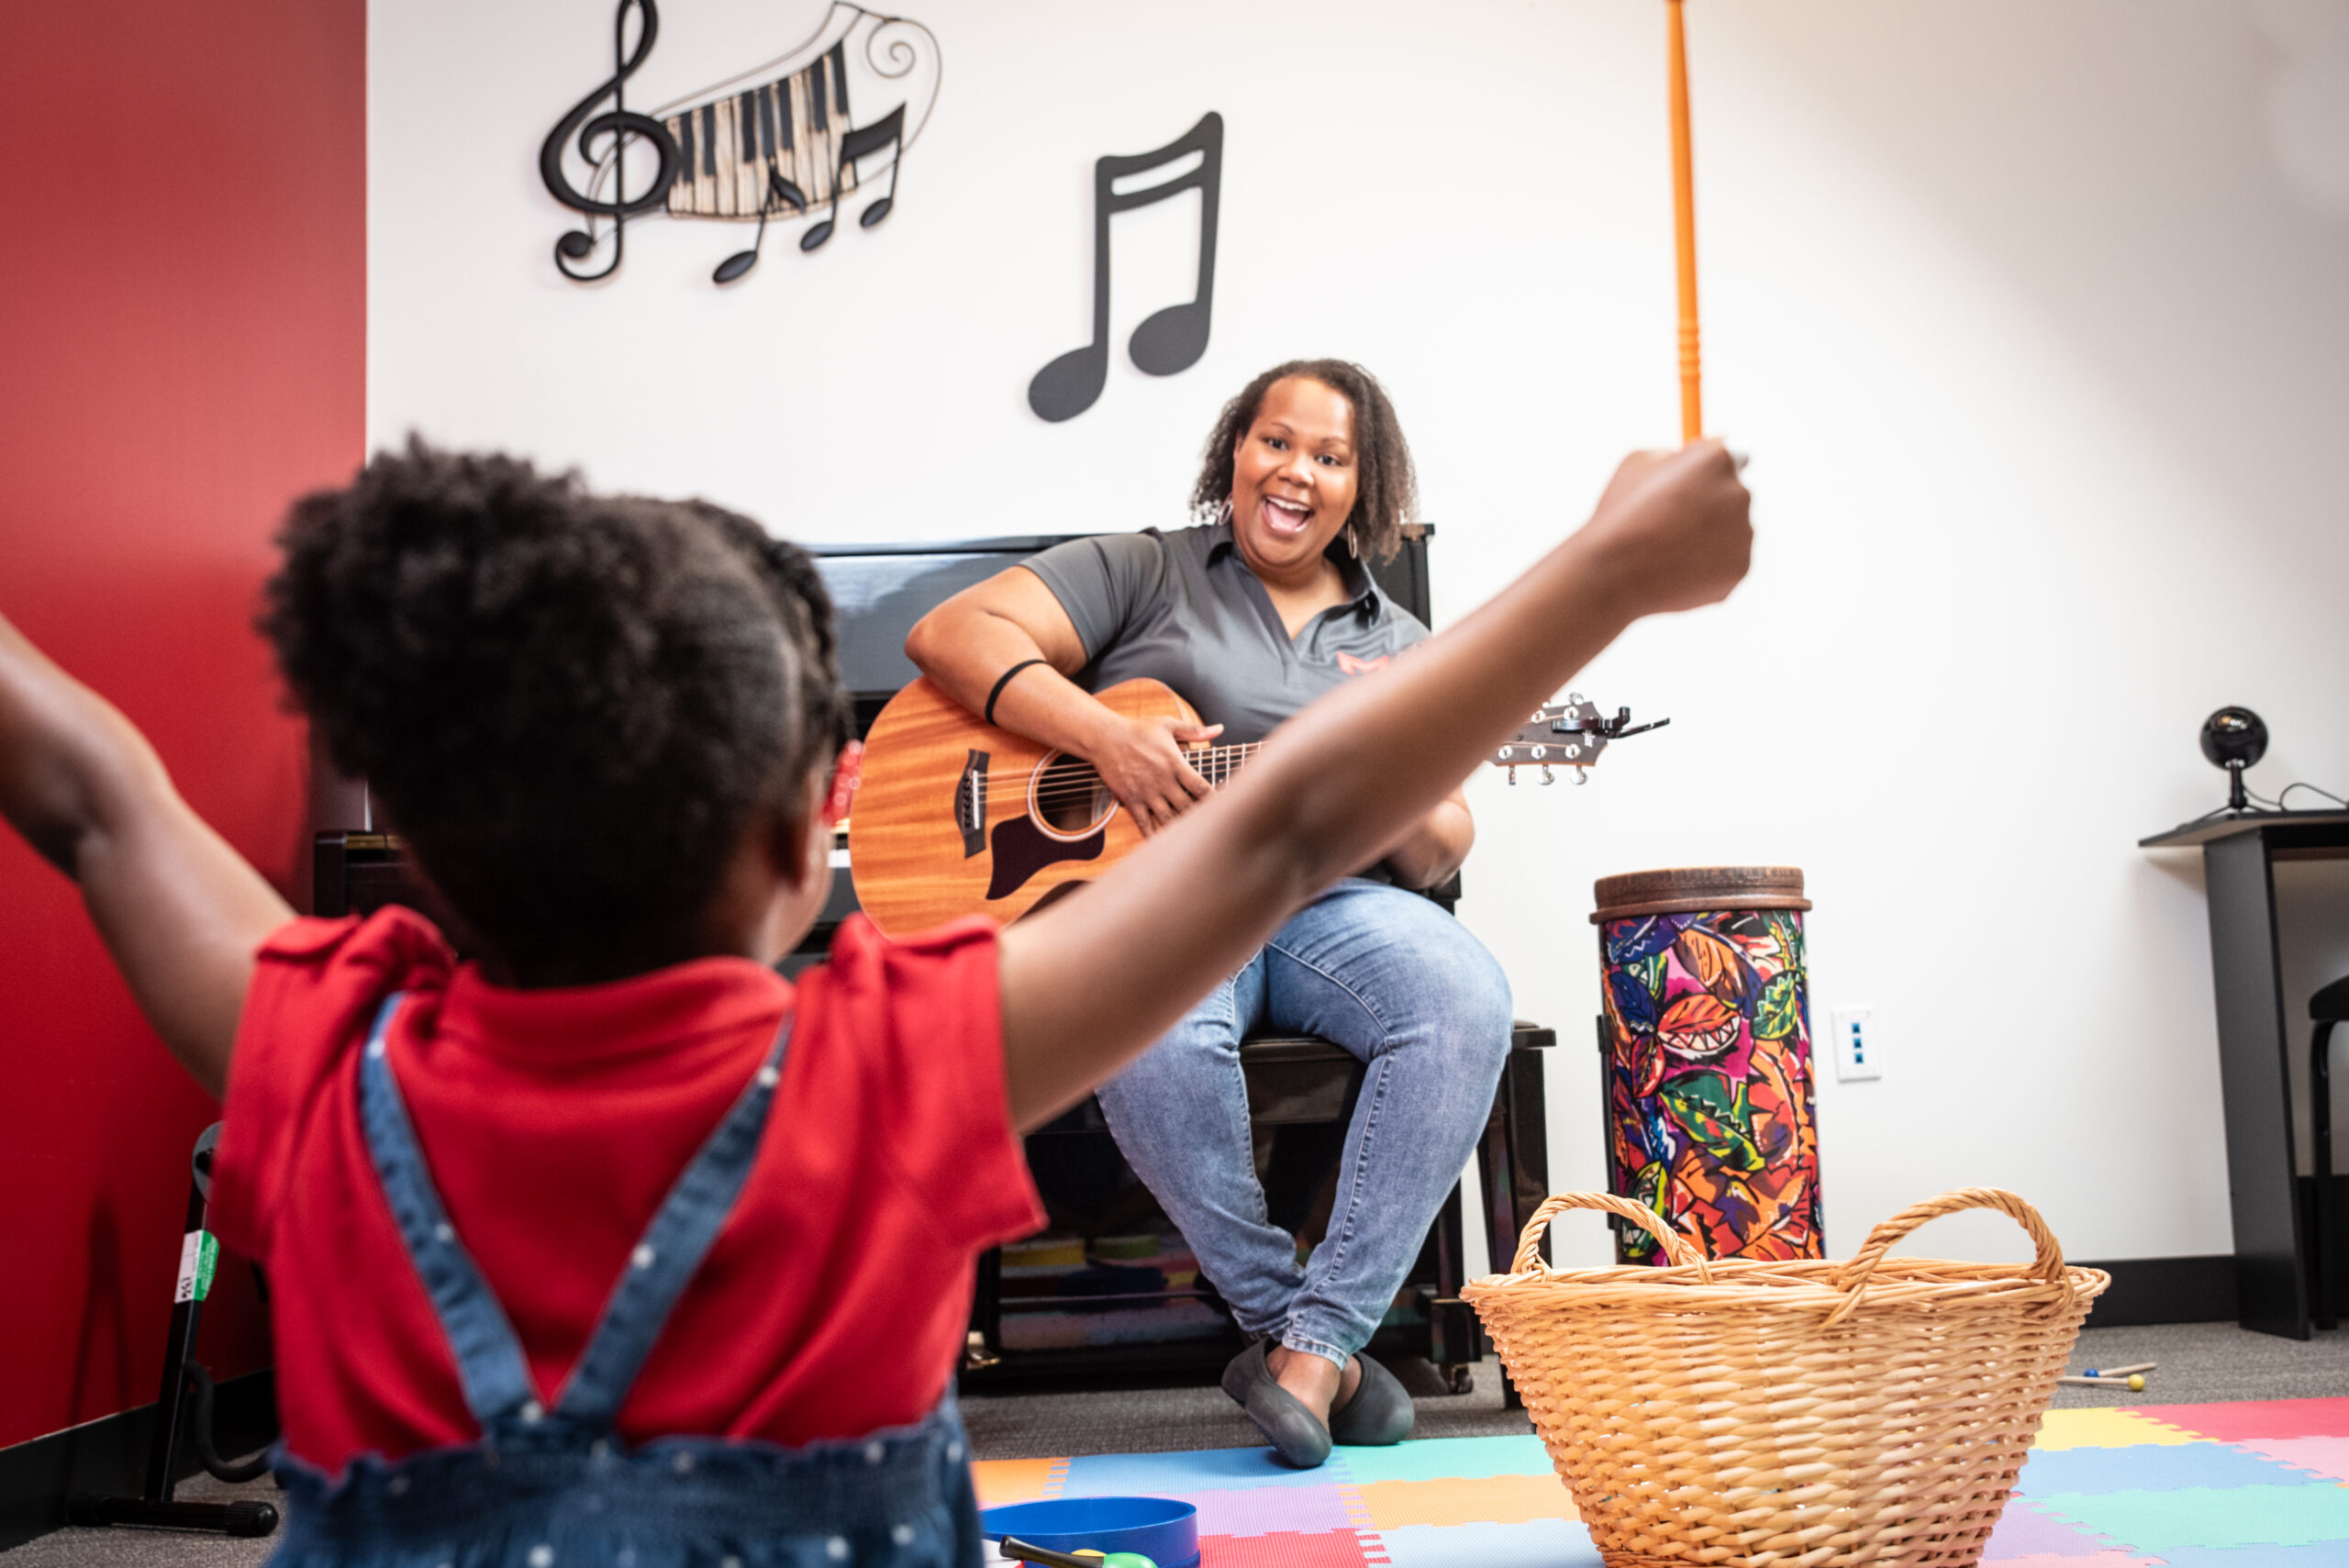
left=0, top=439, right=1748, bottom=1566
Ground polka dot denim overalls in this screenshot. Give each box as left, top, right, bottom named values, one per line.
left=268, top=995, right=985, bottom=1568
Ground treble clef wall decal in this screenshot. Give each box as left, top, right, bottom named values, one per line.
left=540, top=0, right=681, bottom=282
left=540, top=1, right=941, bottom=287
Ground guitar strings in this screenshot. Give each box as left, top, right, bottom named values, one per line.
left=1012, top=742, right=1263, bottom=787
left=920, top=705, right=1576, bottom=807
left=1022, top=763, right=1259, bottom=805
left=1009, top=742, right=1264, bottom=806
left=1030, top=743, right=1262, bottom=782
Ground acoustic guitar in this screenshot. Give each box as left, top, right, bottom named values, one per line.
left=846, top=676, right=1659, bottom=937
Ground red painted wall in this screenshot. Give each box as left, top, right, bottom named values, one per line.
left=0, top=2, right=364, bottom=1450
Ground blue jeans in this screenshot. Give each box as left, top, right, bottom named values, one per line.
left=1096, top=879, right=1514, bottom=1369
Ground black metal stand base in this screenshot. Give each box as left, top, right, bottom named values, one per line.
left=65, top=1496, right=279, bottom=1536
left=69, top=1126, right=282, bottom=1540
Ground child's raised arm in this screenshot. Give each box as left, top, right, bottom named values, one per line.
left=0, top=612, right=292, bottom=1095
left=996, top=441, right=1752, bottom=1127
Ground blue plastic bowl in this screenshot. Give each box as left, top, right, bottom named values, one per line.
left=981, top=1496, right=1200, bottom=1568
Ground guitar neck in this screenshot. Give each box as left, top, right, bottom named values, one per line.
left=1184, top=740, right=1263, bottom=787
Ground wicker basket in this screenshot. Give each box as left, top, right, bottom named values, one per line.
left=1461, top=1188, right=2109, bottom=1567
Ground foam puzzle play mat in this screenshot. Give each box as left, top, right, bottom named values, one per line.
left=973, top=1397, right=2349, bottom=1568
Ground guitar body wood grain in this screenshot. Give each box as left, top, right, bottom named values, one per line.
left=849, top=676, right=1200, bottom=937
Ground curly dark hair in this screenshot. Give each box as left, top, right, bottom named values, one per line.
left=261, top=440, right=846, bottom=978
left=672, top=497, right=853, bottom=757
left=1188, top=359, right=1419, bottom=563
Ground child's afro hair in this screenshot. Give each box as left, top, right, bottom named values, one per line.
left=262, top=440, right=847, bottom=977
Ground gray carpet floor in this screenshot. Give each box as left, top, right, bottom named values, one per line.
left=2045, top=1318, right=2349, bottom=1407
left=10, top=1319, right=2344, bottom=1566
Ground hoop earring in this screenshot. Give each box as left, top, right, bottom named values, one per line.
left=1218, top=499, right=1233, bottom=528
left=1345, top=525, right=1359, bottom=559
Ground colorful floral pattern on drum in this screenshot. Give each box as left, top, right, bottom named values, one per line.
left=1599, top=907, right=1821, bottom=1263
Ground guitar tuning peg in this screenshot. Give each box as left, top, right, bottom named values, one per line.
left=1508, top=766, right=1519, bottom=785
left=1542, top=765, right=1556, bottom=785
left=1574, top=767, right=1589, bottom=786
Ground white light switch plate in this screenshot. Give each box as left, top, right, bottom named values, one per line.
left=1831, top=1006, right=1880, bottom=1082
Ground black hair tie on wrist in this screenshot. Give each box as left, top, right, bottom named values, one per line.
left=985, top=659, right=1049, bottom=728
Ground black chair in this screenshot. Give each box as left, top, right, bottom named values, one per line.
left=2310, top=974, right=2349, bottom=1329
left=1240, top=1024, right=1554, bottom=1391
left=965, top=1024, right=1553, bottom=1396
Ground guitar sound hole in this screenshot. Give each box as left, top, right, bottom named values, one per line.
left=1033, top=754, right=1117, bottom=836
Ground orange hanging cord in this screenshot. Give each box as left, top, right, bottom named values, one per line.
left=1666, top=0, right=1701, bottom=442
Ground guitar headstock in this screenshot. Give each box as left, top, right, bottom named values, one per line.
left=1492, top=694, right=1608, bottom=772
left=1488, top=695, right=1669, bottom=782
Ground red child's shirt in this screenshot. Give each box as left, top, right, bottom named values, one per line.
left=208, top=906, right=1042, bottom=1473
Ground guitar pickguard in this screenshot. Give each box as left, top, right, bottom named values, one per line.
left=985, top=814, right=1104, bottom=902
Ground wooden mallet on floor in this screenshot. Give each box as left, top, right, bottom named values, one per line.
left=2058, top=1362, right=2157, bottom=1391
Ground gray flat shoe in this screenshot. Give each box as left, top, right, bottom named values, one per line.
left=1220, top=1340, right=1332, bottom=1469
left=1327, top=1352, right=1415, bottom=1446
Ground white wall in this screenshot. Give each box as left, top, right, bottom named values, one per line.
left=371, top=0, right=2349, bottom=1270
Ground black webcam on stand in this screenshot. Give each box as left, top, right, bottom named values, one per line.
left=2201, top=706, right=2268, bottom=815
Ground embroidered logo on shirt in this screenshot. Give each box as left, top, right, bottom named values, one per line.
left=1335, top=652, right=1389, bottom=676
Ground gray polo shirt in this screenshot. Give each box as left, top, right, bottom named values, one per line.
left=1022, top=521, right=1429, bottom=747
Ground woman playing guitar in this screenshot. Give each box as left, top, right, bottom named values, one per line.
left=906, top=361, right=1507, bottom=1465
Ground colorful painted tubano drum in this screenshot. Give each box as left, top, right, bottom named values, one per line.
left=1593, top=866, right=1821, bottom=1263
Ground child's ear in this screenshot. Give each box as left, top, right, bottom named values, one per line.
left=768, top=798, right=821, bottom=892
left=820, top=740, right=863, bottom=828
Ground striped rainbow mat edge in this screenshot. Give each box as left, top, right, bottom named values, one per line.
left=972, top=1398, right=2349, bottom=1567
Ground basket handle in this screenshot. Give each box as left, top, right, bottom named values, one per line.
left=1509, top=1192, right=1712, bottom=1282
left=1824, top=1186, right=2068, bottom=1327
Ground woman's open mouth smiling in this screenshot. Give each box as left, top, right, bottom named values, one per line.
left=1257, top=495, right=1312, bottom=539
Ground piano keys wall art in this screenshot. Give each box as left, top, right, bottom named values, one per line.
left=539, top=0, right=941, bottom=285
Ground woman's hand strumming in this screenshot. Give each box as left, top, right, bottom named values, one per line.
left=1089, top=713, right=1225, bottom=835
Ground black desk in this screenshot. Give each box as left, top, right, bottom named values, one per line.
left=2141, top=809, right=2349, bottom=1339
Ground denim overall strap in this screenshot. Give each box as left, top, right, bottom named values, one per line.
left=553, top=1011, right=796, bottom=1426
left=357, top=993, right=540, bottom=1429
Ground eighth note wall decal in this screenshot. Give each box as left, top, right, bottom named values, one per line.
left=1028, top=113, right=1224, bottom=423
